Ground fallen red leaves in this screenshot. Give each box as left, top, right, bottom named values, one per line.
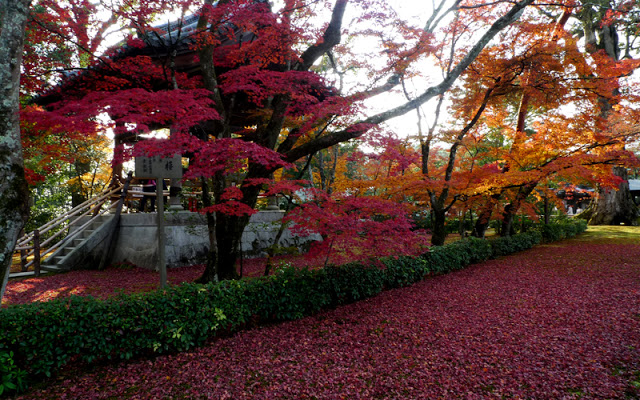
left=4, top=233, right=430, bottom=306
left=9, top=238, right=640, bottom=399
left=2, top=265, right=203, bottom=306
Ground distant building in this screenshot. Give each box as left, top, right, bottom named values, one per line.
left=630, top=179, right=640, bottom=205
left=557, top=185, right=593, bottom=213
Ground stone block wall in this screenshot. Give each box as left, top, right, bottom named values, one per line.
left=109, top=211, right=319, bottom=270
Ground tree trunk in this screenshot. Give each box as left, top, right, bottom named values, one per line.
left=577, top=7, right=638, bottom=226
left=0, top=0, right=32, bottom=301
left=430, top=206, right=448, bottom=246
left=543, top=196, right=550, bottom=224
left=472, top=193, right=501, bottom=238
left=214, top=213, right=249, bottom=280
left=501, top=205, right=517, bottom=237
left=196, top=178, right=219, bottom=284
left=472, top=208, right=492, bottom=238
left=588, top=166, right=639, bottom=225
left=501, top=181, right=538, bottom=236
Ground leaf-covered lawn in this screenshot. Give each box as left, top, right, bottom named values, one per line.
left=3, top=257, right=338, bottom=306
left=2, top=265, right=204, bottom=306
left=13, top=228, right=640, bottom=399
left=4, top=239, right=428, bottom=306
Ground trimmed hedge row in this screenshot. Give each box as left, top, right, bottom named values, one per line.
left=0, top=220, right=586, bottom=394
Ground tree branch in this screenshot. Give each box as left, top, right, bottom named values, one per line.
left=295, top=0, right=348, bottom=71
left=284, top=0, right=534, bottom=162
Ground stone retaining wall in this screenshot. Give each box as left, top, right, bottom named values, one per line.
left=110, top=211, right=319, bottom=269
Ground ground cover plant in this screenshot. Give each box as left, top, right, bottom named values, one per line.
left=5, top=225, right=639, bottom=399
left=3, top=233, right=431, bottom=307
left=0, top=220, right=616, bottom=397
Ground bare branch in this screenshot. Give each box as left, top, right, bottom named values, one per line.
left=284, top=0, right=535, bottom=162
left=296, top=0, right=348, bottom=71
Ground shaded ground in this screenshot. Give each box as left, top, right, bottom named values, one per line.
left=3, top=256, right=319, bottom=306
left=3, top=264, right=203, bottom=305
left=4, top=238, right=429, bottom=306
left=10, top=226, right=640, bottom=399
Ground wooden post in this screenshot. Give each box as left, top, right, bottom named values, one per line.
left=33, top=229, right=41, bottom=277
left=134, top=154, right=181, bottom=289
left=20, top=249, right=27, bottom=272
left=18, top=228, right=27, bottom=272
left=157, top=180, right=167, bottom=288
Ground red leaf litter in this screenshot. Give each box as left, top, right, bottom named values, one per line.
left=3, top=265, right=204, bottom=305
left=10, top=241, right=640, bottom=399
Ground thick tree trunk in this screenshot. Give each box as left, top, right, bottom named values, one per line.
left=472, top=193, right=501, bottom=238
left=430, top=207, right=448, bottom=246
left=501, top=205, right=516, bottom=237
left=0, top=0, right=32, bottom=301
left=501, top=181, right=538, bottom=236
left=196, top=178, right=219, bottom=284
left=214, top=213, right=249, bottom=280
left=587, top=166, right=639, bottom=225
left=577, top=9, right=638, bottom=226
left=543, top=196, right=550, bottom=224
left=197, top=166, right=267, bottom=283
left=472, top=208, right=492, bottom=239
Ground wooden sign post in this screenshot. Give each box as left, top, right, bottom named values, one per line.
left=135, top=155, right=182, bottom=288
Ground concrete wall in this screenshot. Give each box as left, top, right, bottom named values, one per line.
left=110, top=211, right=319, bottom=270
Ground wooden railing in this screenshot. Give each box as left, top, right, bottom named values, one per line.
left=14, top=184, right=125, bottom=276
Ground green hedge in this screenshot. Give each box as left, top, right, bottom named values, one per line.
left=539, top=219, right=587, bottom=242
left=0, top=220, right=586, bottom=395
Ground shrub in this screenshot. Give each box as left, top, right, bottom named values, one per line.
left=382, top=256, right=429, bottom=288
left=538, top=219, right=587, bottom=242
left=250, top=265, right=332, bottom=320
left=540, top=223, right=565, bottom=242
left=460, top=237, right=494, bottom=264
left=0, top=350, right=27, bottom=396
left=0, top=220, right=585, bottom=395
left=324, top=262, right=385, bottom=305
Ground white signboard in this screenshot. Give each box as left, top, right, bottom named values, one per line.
left=135, top=155, right=182, bottom=179
left=134, top=154, right=182, bottom=289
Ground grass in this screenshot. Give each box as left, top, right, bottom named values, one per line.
left=569, top=224, right=640, bottom=244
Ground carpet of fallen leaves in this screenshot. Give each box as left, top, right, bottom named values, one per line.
left=3, top=252, right=421, bottom=306
left=3, top=265, right=204, bottom=305
left=10, top=232, right=640, bottom=399
left=3, top=257, right=329, bottom=306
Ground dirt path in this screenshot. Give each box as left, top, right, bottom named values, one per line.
left=16, top=227, right=640, bottom=399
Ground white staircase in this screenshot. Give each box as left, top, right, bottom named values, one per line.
left=12, top=184, right=125, bottom=278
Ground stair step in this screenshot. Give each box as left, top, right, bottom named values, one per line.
left=81, top=230, right=95, bottom=238
left=74, top=238, right=85, bottom=246
left=9, top=271, right=49, bottom=279
left=40, top=265, right=65, bottom=272
left=63, top=247, right=77, bottom=255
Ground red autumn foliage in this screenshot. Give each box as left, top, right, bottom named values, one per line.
left=9, top=239, right=640, bottom=399
left=287, top=192, right=428, bottom=265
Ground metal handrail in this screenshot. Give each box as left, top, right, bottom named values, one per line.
left=13, top=183, right=124, bottom=276
left=15, top=185, right=123, bottom=248
left=21, top=202, right=118, bottom=270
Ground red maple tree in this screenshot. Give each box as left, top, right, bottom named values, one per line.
left=18, top=0, right=538, bottom=284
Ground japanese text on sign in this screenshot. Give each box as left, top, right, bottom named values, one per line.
left=135, top=155, right=183, bottom=179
